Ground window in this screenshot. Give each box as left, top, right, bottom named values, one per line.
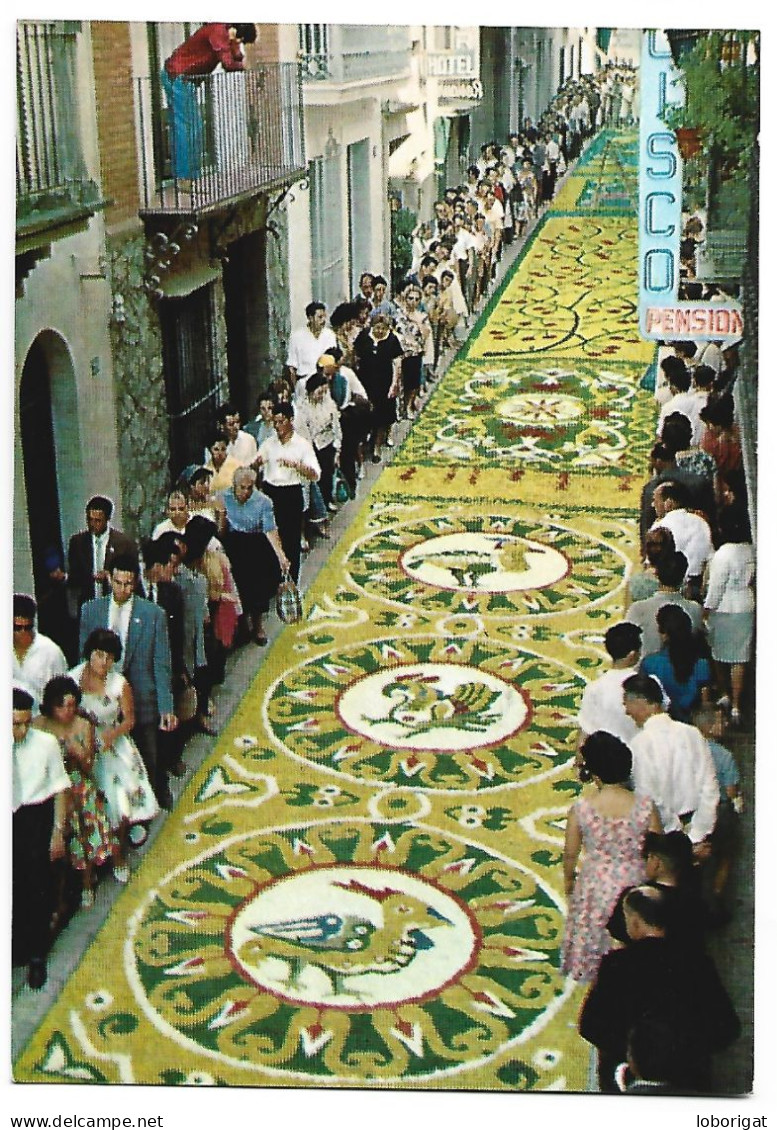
left=309, top=149, right=344, bottom=310
left=159, top=284, right=228, bottom=475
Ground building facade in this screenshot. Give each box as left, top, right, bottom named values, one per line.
left=15, top=19, right=306, bottom=603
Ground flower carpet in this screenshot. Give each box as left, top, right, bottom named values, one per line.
left=14, top=131, right=655, bottom=1092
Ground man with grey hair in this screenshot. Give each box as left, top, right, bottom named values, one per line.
left=219, top=466, right=289, bottom=645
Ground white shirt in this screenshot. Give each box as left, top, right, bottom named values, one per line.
left=203, top=430, right=257, bottom=468
left=258, top=432, right=321, bottom=487
left=652, top=508, right=713, bottom=578
left=295, top=393, right=342, bottom=452
left=286, top=325, right=338, bottom=378
left=577, top=665, right=640, bottom=743
left=657, top=391, right=705, bottom=445
left=695, top=341, right=723, bottom=374
left=13, top=632, right=68, bottom=712
left=704, top=542, right=755, bottom=614
left=484, top=199, right=505, bottom=231
left=13, top=727, right=70, bottom=812
left=108, top=596, right=133, bottom=663
left=630, top=712, right=719, bottom=842
left=92, top=529, right=110, bottom=574
left=452, top=228, right=477, bottom=262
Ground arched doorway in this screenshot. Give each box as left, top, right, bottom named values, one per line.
left=18, top=331, right=82, bottom=656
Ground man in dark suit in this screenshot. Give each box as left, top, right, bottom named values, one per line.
left=142, top=536, right=189, bottom=778
left=79, top=554, right=178, bottom=808
left=579, top=885, right=740, bottom=1093
left=66, top=496, right=137, bottom=613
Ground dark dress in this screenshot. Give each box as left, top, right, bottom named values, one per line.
left=354, top=328, right=403, bottom=431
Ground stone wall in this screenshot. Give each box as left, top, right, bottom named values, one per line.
left=266, top=203, right=291, bottom=376
left=106, top=230, right=170, bottom=542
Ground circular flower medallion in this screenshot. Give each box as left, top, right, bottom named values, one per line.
left=130, top=819, right=572, bottom=1084
left=336, top=662, right=529, bottom=753
left=263, top=634, right=583, bottom=791
left=401, top=532, right=569, bottom=594
left=344, top=509, right=628, bottom=619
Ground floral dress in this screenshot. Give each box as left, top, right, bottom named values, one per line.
left=560, top=794, right=655, bottom=982
left=57, top=729, right=117, bottom=871
left=72, top=663, right=159, bottom=828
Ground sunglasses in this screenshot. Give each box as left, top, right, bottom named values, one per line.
left=13, top=621, right=34, bottom=631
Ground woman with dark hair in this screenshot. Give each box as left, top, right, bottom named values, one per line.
left=561, top=732, right=661, bottom=982
left=204, top=432, right=241, bottom=494
left=703, top=506, right=755, bottom=724
left=641, top=605, right=712, bottom=721
left=33, top=675, right=117, bottom=909
left=70, top=629, right=159, bottom=878
left=353, top=312, right=403, bottom=463
left=294, top=371, right=341, bottom=508
left=394, top=281, right=431, bottom=419
left=700, top=394, right=742, bottom=476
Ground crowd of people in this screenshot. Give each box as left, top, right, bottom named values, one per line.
left=12, top=60, right=753, bottom=1098
left=562, top=332, right=752, bottom=1092
left=13, top=96, right=587, bottom=989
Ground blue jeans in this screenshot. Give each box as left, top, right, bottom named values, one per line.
left=160, top=69, right=202, bottom=179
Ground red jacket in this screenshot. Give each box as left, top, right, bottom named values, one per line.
left=165, top=24, right=245, bottom=78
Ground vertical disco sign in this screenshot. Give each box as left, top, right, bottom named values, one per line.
left=638, top=29, right=744, bottom=342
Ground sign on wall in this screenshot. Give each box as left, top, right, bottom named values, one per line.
left=638, top=29, right=744, bottom=341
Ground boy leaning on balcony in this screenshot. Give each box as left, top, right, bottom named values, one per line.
left=161, top=23, right=258, bottom=186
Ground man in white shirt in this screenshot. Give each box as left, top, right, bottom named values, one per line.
left=656, top=359, right=704, bottom=445
left=256, top=403, right=321, bottom=582
left=12, top=593, right=68, bottom=713
left=651, top=481, right=714, bottom=599
left=286, top=302, right=338, bottom=387
left=577, top=622, right=642, bottom=747
left=205, top=402, right=258, bottom=467
left=12, top=687, right=70, bottom=989
left=623, top=672, right=719, bottom=853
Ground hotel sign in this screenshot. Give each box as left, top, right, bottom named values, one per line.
left=638, top=30, right=744, bottom=341
left=427, top=49, right=477, bottom=78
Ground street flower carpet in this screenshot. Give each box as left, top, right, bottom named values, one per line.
left=15, top=131, right=656, bottom=1091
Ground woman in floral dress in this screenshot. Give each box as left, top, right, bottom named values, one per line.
left=34, top=675, right=117, bottom=909
left=561, top=731, right=661, bottom=982
left=71, top=629, right=159, bottom=883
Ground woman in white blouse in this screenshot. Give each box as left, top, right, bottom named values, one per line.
left=294, top=372, right=342, bottom=508
left=703, top=506, right=755, bottom=724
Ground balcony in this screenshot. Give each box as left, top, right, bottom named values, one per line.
left=16, top=21, right=106, bottom=261
left=299, top=24, right=412, bottom=89
left=137, top=63, right=306, bottom=217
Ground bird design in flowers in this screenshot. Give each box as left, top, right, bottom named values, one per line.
left=239, top=879, right=452, bottom=998
left=368, top=671, right=503, bottom=737
left=407, top=535, right=539, bottom=588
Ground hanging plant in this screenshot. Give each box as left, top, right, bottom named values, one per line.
left=660, top=30, right=759, bottom=177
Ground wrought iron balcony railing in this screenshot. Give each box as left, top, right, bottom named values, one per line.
left=298, top=24, right=412, bottom=85
left=137, top=63, right=306, bottom=216
left=16, top=20, right=103, bottom=241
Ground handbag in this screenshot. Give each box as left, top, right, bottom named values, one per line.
left=276, top=570, right=303, bottom=624
left=333, top=468, right=351, bottom=504
left=175, top=680, right=198, bottom=724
